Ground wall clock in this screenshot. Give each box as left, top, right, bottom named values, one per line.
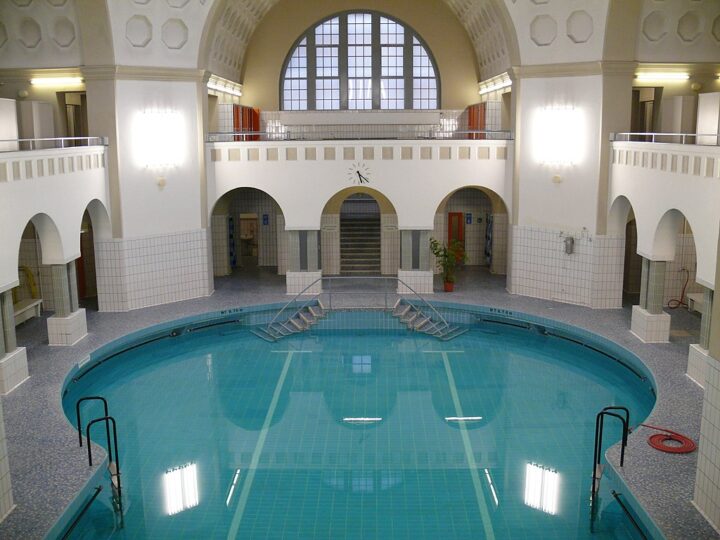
left=347, top=162, right=371, bottom=184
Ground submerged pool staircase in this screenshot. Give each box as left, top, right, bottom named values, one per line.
left=251, top=276, right=467, bottom=342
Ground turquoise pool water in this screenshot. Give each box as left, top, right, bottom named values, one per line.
left=59, top=309, right=656, bottom=539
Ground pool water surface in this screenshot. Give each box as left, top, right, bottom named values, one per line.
left=60, top=312, right=656, bottom=539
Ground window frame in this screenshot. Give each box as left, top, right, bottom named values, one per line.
left=279, top=10, right=441, bottom=111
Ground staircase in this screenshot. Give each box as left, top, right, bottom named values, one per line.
left=340, top=216, right=381, bottom=276
left=251, top=303, right=327, bottom=342
left=392, top=300, right=468, bottom=341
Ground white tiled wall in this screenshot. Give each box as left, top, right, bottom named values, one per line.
left=491, top=213, right=508, bottom=275
left=95, top=229, right=211, bottom=312
left=211, top=215, right=231, bottom=276
left=277, top=215, right=288, bottom=276
left=216, top=103, right=233, bottom=133
left=47, top=308, right=87, bottom=346
left=664, top=234, right=702, bottom=305
left=694, top=356, right=720, bottom=529
left=381, top=214, right=400, bottom=275
left=0, top=397, right=14, bottom=523
left=286, top=271, right=322, bottom=295
left=630, top=305, right=671, bottom=343
left=397, top=270, right=433, bottom=295
left=321, top=214, right=340, bottom=275
left=509, top=226, right=625, bottom=309
left=0, top=347, right=28, bottom=395
left=688, top=344, right=710, bottom=388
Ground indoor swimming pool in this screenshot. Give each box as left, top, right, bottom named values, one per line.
left=56, top=306, right=658, bottom=539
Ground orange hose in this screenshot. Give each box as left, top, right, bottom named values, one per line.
left=640, top=423, right=696, bottom=454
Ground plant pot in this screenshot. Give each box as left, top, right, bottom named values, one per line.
left=444, top=281, right=454, bottom=292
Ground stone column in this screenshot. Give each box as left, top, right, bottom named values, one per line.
left=688, top=289, right=714, bottom=387
left=0, top=290, right=28, bottom=395
left=398, top=230, right=433, bottom=294
left=631, top=258, right=670, bottom=343
left=286, top=230, right=322, bottom=295
left=47, top=261, right=87, bottom=346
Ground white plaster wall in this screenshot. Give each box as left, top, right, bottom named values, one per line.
left=609, top=142, right=720, bottom=289
left=636, top=0, right=720, bottom=64
left=517, top=75, right=603, bottom=233
left=321, top=214, right=340, bottom=275
left=115, top=80, right=202, bottom=238
left=207, top=140, right=512, bottom=232
left=0, top=100, right=18, bottom=152
left=105, top=0, right=213, bottom=68
left=0, top=147, right=110, bottom=293
left=504, top=0, right=609, bottom=65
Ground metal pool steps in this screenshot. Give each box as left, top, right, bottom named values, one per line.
left=251, top=303, right=327, bottom=342
left=391, top=300, right=468, bottom=341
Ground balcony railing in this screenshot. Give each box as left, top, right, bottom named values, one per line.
left=207, top=126, right=513, bottom=143
left=611, top=132, right=719, bottom=145
left=0, top=137, right=108, bottom=152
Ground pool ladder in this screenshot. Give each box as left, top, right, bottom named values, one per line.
left=590, top=406, right=630, bottom=522
left=76, top=396, right=125, bottom=528
left=391, top=300, right=468, bottom=341
left=251, top=302, right=327, bottom=342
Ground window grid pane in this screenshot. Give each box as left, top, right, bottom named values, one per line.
left=381, top=79, right=404, bottom=109
left=283, top=38, right=307, bottom=110
left=380, top=17, right=404, bottom=45
left=381, top=46, right=403, bottom=77
left=412, top=37, right=437, bottom=109
left=348, top=46, right=372, bottom=78
left=316, top=79, right=340, bottom=110
left=316, top=47, right=338, bottom=78
left=315, top=17, right=339, bottom=45
left=349, top=79, right=372, bottom=110
left=348, top=13, right=371, bottom=45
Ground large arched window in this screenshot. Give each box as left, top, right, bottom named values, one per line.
left=281, top=12, right=440, bottom=111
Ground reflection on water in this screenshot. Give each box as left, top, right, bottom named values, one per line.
left=524, top=462, right=560, bottom=515
left=163, top=463, right=199, bottom=516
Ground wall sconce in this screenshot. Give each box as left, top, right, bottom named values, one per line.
left=533, top=106, right=584, bottom=166
left=133, top=109, right=186, bottom=173
left=207, top=75, right=243, bottom=98
left=478, top=72, right=512, bottom=96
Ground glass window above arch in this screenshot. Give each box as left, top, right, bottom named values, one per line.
left=281, top=12, right=439, bottom=111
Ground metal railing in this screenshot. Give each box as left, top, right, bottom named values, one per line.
left=0, top=136, right=108, bottom=152
left=207, top=127, right=513, bottom=142
left=611, top=132, right=719, bottom=145
left=265, top=275, right=450, bottom=332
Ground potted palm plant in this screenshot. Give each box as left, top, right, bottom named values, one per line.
left=430, top=238, right=466, bottom=292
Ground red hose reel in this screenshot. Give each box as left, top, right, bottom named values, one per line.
left=641, top=423, right=696, bottom=454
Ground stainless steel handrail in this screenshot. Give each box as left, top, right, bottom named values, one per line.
left=611, top=132, right=719, bottom=145
left=207, top=128, right=513, bottom=142
left=265, top=275, right=450, bottom=332
left=0, top=136, right=108, bottom=152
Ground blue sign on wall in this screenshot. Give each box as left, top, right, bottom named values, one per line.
left=262, top=214, right=269, bottom=225
left=465, top=213, right=472, bottom=225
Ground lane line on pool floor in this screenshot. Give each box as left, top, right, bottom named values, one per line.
left=425, top=350, right=496, bottom=540
left=226, top=350, right=301, bottom=539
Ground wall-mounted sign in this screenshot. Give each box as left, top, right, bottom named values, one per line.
left=262, top=214, right=269, bottom=225
left=465, top=213, right=472, bottom=224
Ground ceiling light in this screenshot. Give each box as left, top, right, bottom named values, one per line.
left=30, top=77, right=83, bottom=86
left=635, top=72, right=689, bottom=81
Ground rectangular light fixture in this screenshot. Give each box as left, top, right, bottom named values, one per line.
left=30, top=77, right=83, bottom=86
left=524, top=463, right=559, bottom=515
left=478, top=73, right=512, bottom=95
left=342, top=417, right=382, bottom=423
left=533, top=106, right=585, bottom=166
left=207, top=75, right=243, bottom=98
left=225, top=468, right=242, bottom=507
left=163, top=463, right=199, bottom=516
left=207, top=82, right=242, bottom=97
left=445, top=416, right=483, bottom=422
left=133, top=109, right=186, bottom=169
left=635, top=72, right=689, bottom=81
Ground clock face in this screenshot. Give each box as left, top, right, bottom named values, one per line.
left=347, top=162, right=371, bottom=185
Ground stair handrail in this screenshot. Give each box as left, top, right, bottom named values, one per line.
left=76, top=396, right=109, bottom=448
left=263, top=276, right=451, bottom=333
left=590, top=406, right=630, bottom=518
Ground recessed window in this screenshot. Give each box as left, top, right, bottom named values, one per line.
left=281, top=11, right=440, bottom=111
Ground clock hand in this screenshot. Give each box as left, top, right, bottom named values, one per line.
left=358, top=172, right=368, bottom=183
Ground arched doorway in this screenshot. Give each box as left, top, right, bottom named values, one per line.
left=340, top=194, right=380, bottom=276
left=623, top=215, right=642, bottom=305
left=433, top=187, right=509, bottom=276
left=210, top=188, right=285, bottom=283
left=321, top=188, right=399, bottom=277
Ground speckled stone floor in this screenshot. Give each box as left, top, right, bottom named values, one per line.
left=0, top=267, right=717, bottom=539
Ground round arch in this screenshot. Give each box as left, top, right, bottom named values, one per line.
left=433, top=185, right=509, bottom=216
left=651, top=209, right=691, bottom=263
left=607, top=195, right=636, bottom=237
left=81, top=199, right=112, bottom=241
left=15, top=213, right=65, bottom=272
left=321, top=186, right=398, bottom=215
